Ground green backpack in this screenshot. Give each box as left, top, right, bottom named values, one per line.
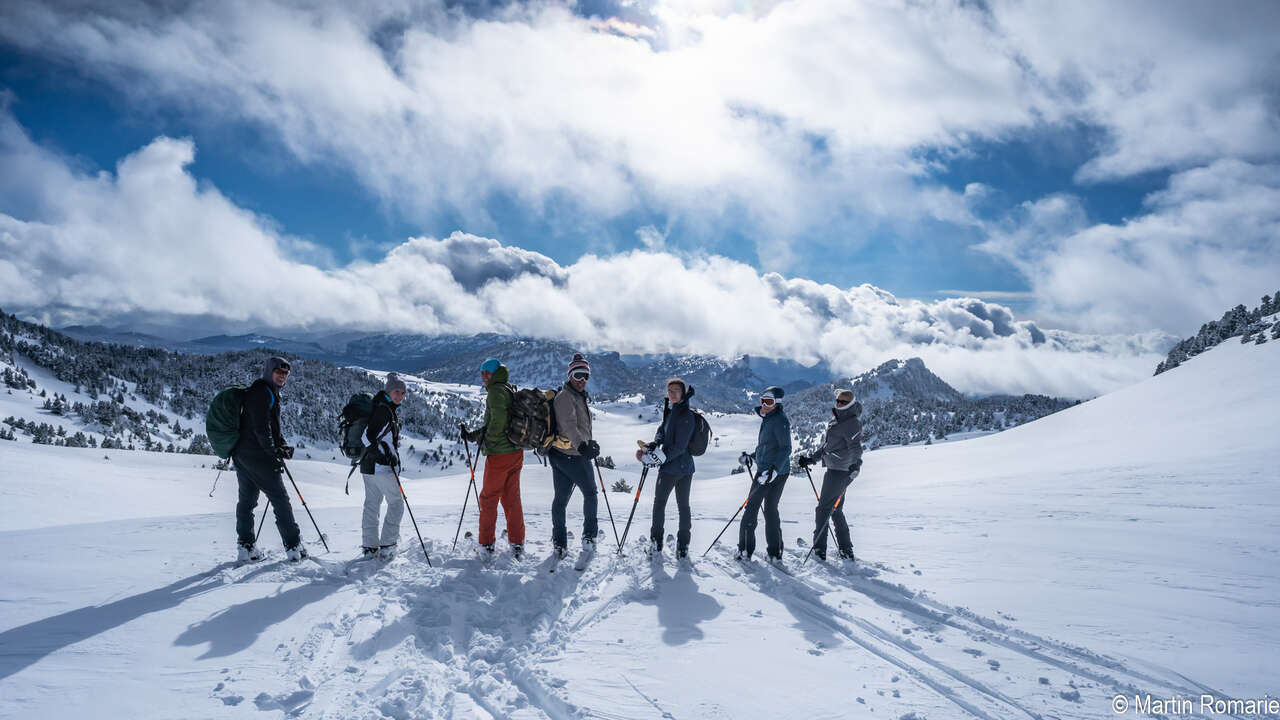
left=206, top=386, right=248, bottom=459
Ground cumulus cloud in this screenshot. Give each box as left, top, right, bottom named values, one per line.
left=0, top=116, right=1170, bottom=398
left=979, top=160, right=1280, bottom=336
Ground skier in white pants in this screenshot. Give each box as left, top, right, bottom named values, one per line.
left=360, top=373, right=407, bottom=559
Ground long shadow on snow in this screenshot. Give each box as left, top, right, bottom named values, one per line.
left=174, top=577, right=343, bottom=659
left=643, top=563, right=723, bottom=645
left=0, top=563, right=246, bottom=679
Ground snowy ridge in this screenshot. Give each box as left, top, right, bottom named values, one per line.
left=1, top=337, right=1276, bottom=718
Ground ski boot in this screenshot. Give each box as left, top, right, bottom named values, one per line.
left=378, top=543, right=397, bottom=560
left=510, top=543, right=524, bottom=560
left=237, top=542, right=264, bottom=563
left=360, top=546, right=379, bottom=559
left=285, top=544, right=309, bottom=562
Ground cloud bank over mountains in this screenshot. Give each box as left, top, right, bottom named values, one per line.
left=1, top=1, right=1277, bottom=397
left=1, top=113, right=1168, bottom=398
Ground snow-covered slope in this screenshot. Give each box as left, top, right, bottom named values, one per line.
left=0, top=339, right=1276, bottom=719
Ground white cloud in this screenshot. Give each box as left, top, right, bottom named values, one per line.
left=0, top=116, right=1170, bottom=398
left=979, top=160, right=1280, bottom=336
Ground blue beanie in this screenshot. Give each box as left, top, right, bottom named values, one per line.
left=480, top=357, right=501, bottom=373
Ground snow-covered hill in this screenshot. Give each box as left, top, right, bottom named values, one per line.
left=1, top=338, right=1276, bottom=719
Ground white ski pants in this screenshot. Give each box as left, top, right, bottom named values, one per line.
left=362, top=471, right=404, bottom=548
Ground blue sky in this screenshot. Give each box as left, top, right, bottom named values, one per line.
left=0, top=1, right=1277, bottom=397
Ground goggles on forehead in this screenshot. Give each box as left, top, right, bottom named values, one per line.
left=570, top=371, right=590, bottom=381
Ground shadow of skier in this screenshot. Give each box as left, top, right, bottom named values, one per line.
left=174, top=578, right=342, bottom=659
left=0, top=563, right=242, bottom=680
left=648, top=563, right=723, bottom=645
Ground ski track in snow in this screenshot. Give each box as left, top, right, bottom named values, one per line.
left=192, top=537, right=1253, bottom=720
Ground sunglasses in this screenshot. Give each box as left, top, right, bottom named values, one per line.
left=570, top=372, right=590, bottom=381
left=273, top=368, right=290, bottom=376
left=760, top=397, right=776, bottom=406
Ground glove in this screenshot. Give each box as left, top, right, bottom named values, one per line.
left=739, top=451, right=754, bottom=466
left=272, top=456, right=286, bottom=473
left=459, top=422, right=469, bottom=443
left=645, top=442, right=658, bottom=452
left=755, top=469, right=774, bottom=485
left=379, top=441, right=398, bottom=466
left=796, top=454, right=812, bottom=469
left=578, top=440, right=600, bottom=460
left=278, top=445, right=295, bottom=460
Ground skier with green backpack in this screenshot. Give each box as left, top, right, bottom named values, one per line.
left=208, top=357, right=305, bottom=562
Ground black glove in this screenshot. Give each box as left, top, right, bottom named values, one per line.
left=645, top=441, right=658, bottom=452
left=278, top=445, right=295, bottom=460
left=378, top=441, right=397, bottom=466
left=796, top=454, right=812, bottom=469
left=272, top=456, right=286, bottom=473
left=739, top=451, right=754, bottom=466
left=851, top=460, right=862, bottom=473
left=578, top=440, right=600, bottom=460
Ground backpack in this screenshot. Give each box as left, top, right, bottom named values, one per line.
left=338, top=392, right=375, bottom=460
left=505, top=386, right=556, bottom=450
left=689, top=411, right=712, bottom=457
left=206, top=386, right=247, bottom=459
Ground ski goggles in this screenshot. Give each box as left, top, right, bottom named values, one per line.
left=273, top=367, right=290, bottom=376
left=760, top=397, right=776, bottom=407
left=570, top=371, right=590, bottom=381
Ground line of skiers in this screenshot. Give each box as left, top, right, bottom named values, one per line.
left=231, top=353, right=863, bottom=565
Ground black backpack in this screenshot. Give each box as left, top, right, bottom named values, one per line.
left=506, top=386, right=556, bottom=450
left=338, top=392, right=375, bottom=460
left=689, top=411, right=712, bottom=457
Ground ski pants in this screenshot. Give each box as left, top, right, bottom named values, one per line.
left=234, top=456, right=301, bottom=549
left=649, top=472, right=692, bottom=552
left=813, top=468, right=858, bottom=555
left=739, top=473, right=789, bottom=558
left=478, top=450, right=525, bottom=546
left=362, top=471, right=404, bottom=549
left=549, top=452, right=598, bottom=549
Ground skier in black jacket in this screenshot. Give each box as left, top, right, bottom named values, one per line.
left=797, top=389, right=863, bottom=561
left=359, top=373, right=407, bottom=559
left=233, top=357, right=304, bottom=561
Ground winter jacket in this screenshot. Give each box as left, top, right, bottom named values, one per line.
left=465, top=364, right=520, bottom=456
left=552, top=381, right=592, bottom=456
left=360, top=391, right=401, bottom=475
left=814, top=402, right=863, bottom=472
left=753, top=403, right=791, bottom=477
left=235, top=378, right=284, bottom=466
left=652, top=386, right=697, bottom=476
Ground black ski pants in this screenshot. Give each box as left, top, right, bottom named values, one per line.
left=739, top=473, right=789, bottom=558
left=813, top=468, right=856, bottom=556
left=649, top=472, right=692, bottom=552
left=234, top=455, right=301, bottom=549
left=549, top=452, right=598, bottom=550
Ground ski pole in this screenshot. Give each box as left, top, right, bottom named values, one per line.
left=389, top=465, right=432, bottom=567
left=617, top=465, right=650, bottom=554
left=452, top=435, right=480, bottom=550
left=208, top=465, right=224, bottom=497
left=803, top=466, right=840, bottom=549
left=702, top=472, right=766, bottom=557
left=255, top=499, right=270, bottom=544
left=280, top=461, right=330, bottom=552
left=803, top=486, right=850, bottom=567
left=593, top=457, right=621, bottom=548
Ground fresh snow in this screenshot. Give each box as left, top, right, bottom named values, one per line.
left=1, top=339, right=1277, bottom=718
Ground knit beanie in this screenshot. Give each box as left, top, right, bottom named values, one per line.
left=760, top=386, right=785, bottom=401
left=567, top=353, right=591, bottom=377
left=384, top=372, right=407, bottom=393
left=480, top=357, right=501, bottom=373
